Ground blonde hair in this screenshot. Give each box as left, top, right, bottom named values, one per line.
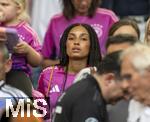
left=144, top=18, right=150, bottom=44
left=13, top=0, right=30, bottom=22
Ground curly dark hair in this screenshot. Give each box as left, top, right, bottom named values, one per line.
left=62, top=0, right=101, bottom=20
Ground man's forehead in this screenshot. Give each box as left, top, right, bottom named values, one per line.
left=121, top=54, right=131, bottom=62
left=121, top=56, right=130, bottom=67
left=121, top=57, right=133, bottom=73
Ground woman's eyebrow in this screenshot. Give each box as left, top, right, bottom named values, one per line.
left=68, top=33, right=89, bottom=36
left=80, top=33, right=89, bottom=36
left=68, top=33, right=75, bottom=36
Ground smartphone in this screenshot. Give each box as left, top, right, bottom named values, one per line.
left=0, top=27, right=19, bottom=53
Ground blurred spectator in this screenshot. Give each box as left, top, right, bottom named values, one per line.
left=109, top=18, right=140, bottom=39
left=105, top=35, right=139, bottom=122
left=0, top=44, right=28, bottom=118
left=106, top=20, right=140, bottom=122
left=0, top=0, right=42, bottom=93
left=0, top=0, right=42, bottom=77
left=120, top=43, right=150, bottom=121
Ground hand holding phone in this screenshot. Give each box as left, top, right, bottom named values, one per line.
left=0, top=27, right=19, bottom=53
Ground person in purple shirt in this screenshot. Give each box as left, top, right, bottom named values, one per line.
left=42, top=0, right=118, bottom=68
left=0, top=0, right=42, bottom=96
left=0, top=0, right=42, bottom=77
left=37, top=23, right=102, bottom=121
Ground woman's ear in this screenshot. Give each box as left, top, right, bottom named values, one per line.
left=4, top=59, right=12, bottom=73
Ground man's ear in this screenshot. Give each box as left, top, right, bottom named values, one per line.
left=104, top=73, right=115, bottom=86
left=4, top=59, right=12, bottom=73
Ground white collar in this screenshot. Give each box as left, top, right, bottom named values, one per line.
left=0, top=80, right=5, bottom=86
left=128, top=99, right=150, bottom=122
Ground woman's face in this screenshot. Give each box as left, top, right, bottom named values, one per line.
left=72, top=0, right=92, bottom=16
left=66, top=25, right=90, bottom=60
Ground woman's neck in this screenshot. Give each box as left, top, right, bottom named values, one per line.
left=76, top=12, right=88, bottom=16
left=67, top=59, right=87, bottom=74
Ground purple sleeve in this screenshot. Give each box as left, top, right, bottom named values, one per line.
left=21, top=23, right=42, bottom=53
left=29, top=32, right=41, bottom=53
left=42, top=20, right=55, bottom=58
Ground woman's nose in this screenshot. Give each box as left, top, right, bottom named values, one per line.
left=73, top=39, right=80, bottom=45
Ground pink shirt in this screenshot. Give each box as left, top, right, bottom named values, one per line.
left=42, top=8, right=118, bottom=58
left=37, top=66, right=76, bottom=119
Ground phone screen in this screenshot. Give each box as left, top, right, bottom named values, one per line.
left=0, top=27, right=19, bottom=53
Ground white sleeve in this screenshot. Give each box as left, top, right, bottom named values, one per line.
left=73, top=67, right=97, bottom=83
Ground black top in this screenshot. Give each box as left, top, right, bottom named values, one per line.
left=52, top=75, right=108, bottom=122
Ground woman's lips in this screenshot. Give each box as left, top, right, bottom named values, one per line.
left=72, top=47, right=81, bottom=52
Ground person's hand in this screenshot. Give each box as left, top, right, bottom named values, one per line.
left=13, top=40, right=31, bottom=54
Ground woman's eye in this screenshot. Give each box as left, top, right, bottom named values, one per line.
left=81, top=38, right=88, bottom=41
left=68, top=37, right=74, bottom=40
